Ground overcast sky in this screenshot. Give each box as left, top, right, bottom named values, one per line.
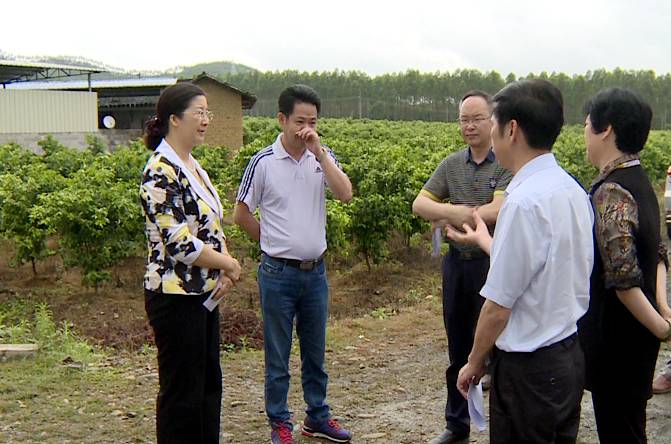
left=2, top=0, right=670, bottom=76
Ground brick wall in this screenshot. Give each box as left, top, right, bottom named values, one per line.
left=99, top=129, right=142, bottom=149
left=0, top=130, right=142, bottom=153
left=195, top=78, right=244, bottom=149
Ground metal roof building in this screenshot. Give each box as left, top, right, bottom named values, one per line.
left=0, top=61, right=104, bottom=150
left=2, top=62, right=256, bottom=150
left=7, top=75, right=256, bottom=114
left=0, top=60, right=102, bottom=88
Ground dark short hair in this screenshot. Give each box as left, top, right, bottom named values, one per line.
left=459, top=90, right=492, bottom=110
left=583, top=88, right=652, bottom=154
left=278, top=84, right=321, bottom=116
left=143, top=82, right=205, bottom=150
left=492, top=79, right=564, bottom=150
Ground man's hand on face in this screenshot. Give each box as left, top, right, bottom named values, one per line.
left=295, top=127, right=322, bottom=156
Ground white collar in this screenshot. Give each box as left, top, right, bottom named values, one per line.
left=155, top=139, right=223, bottom=218
left=273, top=133, right=312, bottom=163
left=506, top=153, right=557, bottom=196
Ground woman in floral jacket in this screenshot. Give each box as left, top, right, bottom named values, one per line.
left=140, top=82, right=241, bottom=444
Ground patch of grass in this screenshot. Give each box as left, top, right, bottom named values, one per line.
left=0, top=300, right=156, bottom=442
left=0, top=354, right=155, bottom=443
left=1, top=301, right=97, bottom=366
left=222, top=342, right=237, bottom=353
left=370, top=307, right=397, bottom=320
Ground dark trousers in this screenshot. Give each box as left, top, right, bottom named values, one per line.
left=490, top=334, right=584, bottom=444
left=592, top=391, right=647, bottom=443
left=145, top=290, right=222, bottom=444
left=442, top=251, right=489, bottom=435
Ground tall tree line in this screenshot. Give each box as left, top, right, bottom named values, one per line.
left=221, top=68, right=671, bottom=128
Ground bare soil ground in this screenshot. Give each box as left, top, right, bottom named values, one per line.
left=1, top=244, right=671, bottom=443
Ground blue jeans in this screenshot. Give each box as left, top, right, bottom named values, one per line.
left=258, top=254, right=330, bottom=425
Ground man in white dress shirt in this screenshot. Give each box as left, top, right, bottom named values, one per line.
left=450, top=80, right=594, bottom=443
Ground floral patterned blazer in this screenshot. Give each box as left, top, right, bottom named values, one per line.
left=140, top=139, right=225, bottom=295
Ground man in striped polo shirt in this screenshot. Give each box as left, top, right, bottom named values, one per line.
left=234, top=85, right=353, bottom=444
left=412, top=91, right=512, bottom=444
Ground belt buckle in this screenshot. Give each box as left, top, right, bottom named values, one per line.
left=299, top=260, right=314, bottom=271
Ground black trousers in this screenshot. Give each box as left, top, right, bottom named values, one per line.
left=442, top=251, right=489, bottom=435
left=592, top=390, right=647, bottom=443
left=490, top=334, right=584, bottom=444
left=145, top=290, right=222, bottom=444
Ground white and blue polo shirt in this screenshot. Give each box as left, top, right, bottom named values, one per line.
left=236, top=134, right=341, bottom=261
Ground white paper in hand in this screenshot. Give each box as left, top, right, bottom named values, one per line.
left=432, top=227, right=442, bottom=257
left=468, top=382, right=487, bottom=432
left=202, top=282, right=224, bottom=312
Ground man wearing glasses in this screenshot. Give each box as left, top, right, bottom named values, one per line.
left=412, top=91, right=512, bottom=444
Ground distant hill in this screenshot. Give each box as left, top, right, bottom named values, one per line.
left=173, top=61, right=258, bottom=78
left=0, top=50, right=258, bottom=81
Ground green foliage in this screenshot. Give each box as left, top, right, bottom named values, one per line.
left=326, top=200, right=351, bottom=255
left=243, top=118, right=280, bottom=146
left=37, top=134, right=68, bottom=156
left=227, top=141, right=269, bottom=186
left=2, top=119, right=671, bottom=284
left=224, top=223, right=261, bottom=260
left=192, top=144, right=237, bottom=211
left=0, top=163, right=66, bottom=271
left=553, top=126, right=671, bottom=190
left=640, top=130, right=671, bottom=186
left=0, top=142, right=39, bottom=175
left=553, top=127, right=599, bottom=188
left=348, top=194, right=398, bottom=268
left=85, top=134, right=108, bottom=155
left=0, top=301, right=94, bottom=364
left=33, top=163, right=144, bottom=289
left=39, top=135, right=94, bottom=178
left=94, top=140, right=151, bottom=183
left=370, top=306, right=397, bottom=320
left=231, top=68, right=671, bottom=128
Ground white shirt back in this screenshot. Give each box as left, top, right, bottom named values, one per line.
left=480, top=153, right=594, bottom=352
left=236, top=134, right=337, bottom=260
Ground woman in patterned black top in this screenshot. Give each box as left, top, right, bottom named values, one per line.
left=579, top=88, right=671, bottom=444
left=140, top=82, right=241, bottom=444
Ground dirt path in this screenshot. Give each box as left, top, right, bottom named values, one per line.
left=2, top=298, right=670, bottom=443
left=221, top=300, right=671, bottom=443
left=2, top=246, right=671, bottom=443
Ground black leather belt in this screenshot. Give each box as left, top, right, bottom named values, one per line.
left=450, top=248, right=488, bottom=261
left=542, top=333, right=578, bottom=351
left=266, top=253, right=325, bottom=271
left=495, top=333, right=578, bottom=356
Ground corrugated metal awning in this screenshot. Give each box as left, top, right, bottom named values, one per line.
left=0, top=60, right=102, bottom=86
left=6, top=77, right=177, bottom=90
